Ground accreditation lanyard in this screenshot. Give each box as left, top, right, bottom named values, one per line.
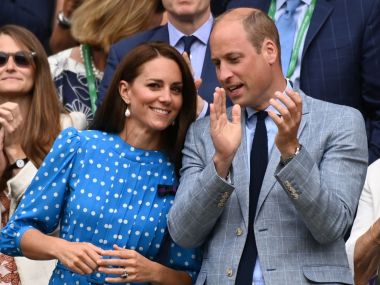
left=81, top=44, right=98, bottom=114
left=268, top=0, right=316, bottom=78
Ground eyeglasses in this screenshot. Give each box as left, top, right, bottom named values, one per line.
left=0, top=51, right=36, bottom=68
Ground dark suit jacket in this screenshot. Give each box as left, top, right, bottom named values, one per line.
left=98, top=24, right=220, bottom=106
left=224, top=0, right=380, bottom=163
left=0, top=0, right=55, bottom=53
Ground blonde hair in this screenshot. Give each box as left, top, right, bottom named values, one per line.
left=71, top=0, right=163, bottom=53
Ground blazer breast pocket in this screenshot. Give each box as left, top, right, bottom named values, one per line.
left=302, top=265, right=353, bottom=284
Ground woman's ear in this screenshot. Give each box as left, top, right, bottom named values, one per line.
left=119, top=80, right=131, bottom=104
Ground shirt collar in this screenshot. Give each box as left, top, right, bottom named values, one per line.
left=276, top=0, right=310, bottom=11
left=168, top=15, right=213, bottom=47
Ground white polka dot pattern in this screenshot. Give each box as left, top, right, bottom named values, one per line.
left=0, top=128, right=201, bottom=284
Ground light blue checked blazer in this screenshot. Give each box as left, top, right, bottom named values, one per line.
left=168, top=91, right=368, bottom=284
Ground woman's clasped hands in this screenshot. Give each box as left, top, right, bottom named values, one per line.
left=56, top=241, right=159, bottom=283
left=98, top=244, right=160, bottom=284
left=0, top=102, right=24, bottom=175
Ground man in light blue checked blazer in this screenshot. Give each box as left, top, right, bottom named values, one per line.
left=168, top=7, right=368, bottom=285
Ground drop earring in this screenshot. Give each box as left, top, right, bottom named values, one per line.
left=125, top=106, right=131, bottom=117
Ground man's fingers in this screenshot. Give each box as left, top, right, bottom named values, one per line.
left=213, top=88, right=221, bottom=120
left=210, top=103, right=217, bottom=130
left=267, top=110, right=282, bottom=126
left=231, top=104, right=241, bottom=124
left=269, top=98, right=289, bottom=120
left=275, top=92, right=296, bottom=112
left=221, top=88, right=227, bottom=115
left=285, top=88, right=302, bottom=113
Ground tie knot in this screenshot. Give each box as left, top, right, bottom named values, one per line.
left=181, top=35, right=197, bottom=55
left=285, top=0, right=301, bottom=15
left=256, top=110, right=268, bottom=121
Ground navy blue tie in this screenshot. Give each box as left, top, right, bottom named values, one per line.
left=181, top=35, right=197, bottom=56
left=276, top=0, right=301, bottom=75
left=235, top=111, right=268, bottom=284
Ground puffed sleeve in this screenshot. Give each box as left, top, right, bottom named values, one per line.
left=0, top=127, right=81, bottom=256
left=156, top=234, right=202, bottom=283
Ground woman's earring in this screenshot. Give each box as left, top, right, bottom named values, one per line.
left=171, top=120, right=175, bottom=126
left=125, top=106, right=131, bottom=118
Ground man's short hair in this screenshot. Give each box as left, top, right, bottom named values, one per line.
left=215, top=9, right=281, bottom=57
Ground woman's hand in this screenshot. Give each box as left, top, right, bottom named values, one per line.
left=21, top=229, right=104, bottom=275
left=98, top=245, right=159, bottom=283
left=0, top=102, right=25, bottom=162
left=54, top=239, right=104, bottom=275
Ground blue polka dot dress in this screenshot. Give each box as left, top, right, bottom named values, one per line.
left=0, top=128, right=201, bottom=284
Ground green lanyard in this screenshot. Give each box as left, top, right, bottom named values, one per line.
left=81, top=44, right=98, bottom=114
left=268, top=0, right=316, bottom=78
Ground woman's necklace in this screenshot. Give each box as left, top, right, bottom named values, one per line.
left=79, top=44, right=103, bottom=78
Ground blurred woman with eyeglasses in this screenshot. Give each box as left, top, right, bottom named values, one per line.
left=0, top=25, right=86, bottom=285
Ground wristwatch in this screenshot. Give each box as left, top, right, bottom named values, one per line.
left=280, top=144, right=302, bottom=166
left=57, top=11, right=72, bottom=29
left=9, top=158, right=29, bottom=170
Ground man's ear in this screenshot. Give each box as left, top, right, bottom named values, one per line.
left=119, top=80, right=131, bottom=104
left=262, top=38, right=278, bottom=65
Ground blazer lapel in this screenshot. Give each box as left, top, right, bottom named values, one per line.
left=256, top=92, right=310, bottom=218
left=232, top=110, right=250, bottom=228
left=303, top=0, right=333, bottom=57
left=200, top=43, right=219, bottom=103
left=150, top=24, right=170, bottom=42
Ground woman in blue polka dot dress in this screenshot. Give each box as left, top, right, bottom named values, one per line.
left=0, top=42, right=201, bottom=284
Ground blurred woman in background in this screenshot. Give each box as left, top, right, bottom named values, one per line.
left=0, top=25, right=86, bottom=285
left=49, top=0, right=166, bottom=122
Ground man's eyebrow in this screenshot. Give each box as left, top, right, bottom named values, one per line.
left=225, top=52, right=242, bottom=57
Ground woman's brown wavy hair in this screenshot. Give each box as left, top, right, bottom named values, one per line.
left=0, top=25, right=62, bottom=167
